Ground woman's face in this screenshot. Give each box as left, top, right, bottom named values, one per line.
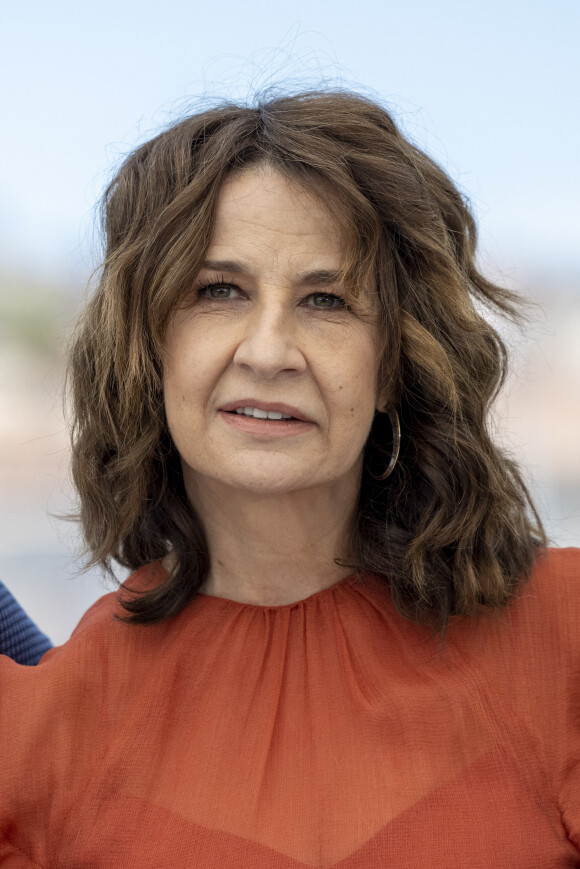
left=164, top=165, right=383, bottom=500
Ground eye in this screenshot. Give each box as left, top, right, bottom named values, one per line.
left=306, top=292, right=346, bottom=309
left=198, top=282, right=243, bottom=300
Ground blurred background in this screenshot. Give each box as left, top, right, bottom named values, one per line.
left=1, top=0, right=579, bottom=645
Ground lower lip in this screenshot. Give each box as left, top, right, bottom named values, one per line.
left=219, top=411, right=315, bottom=437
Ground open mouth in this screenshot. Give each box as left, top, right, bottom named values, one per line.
left=220, top=406, right=314, bottom=435
left=219, top=401, right=314, bottom=430
left=227, top=407, right=296, bottom=421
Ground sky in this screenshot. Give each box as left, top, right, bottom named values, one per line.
left=1, top=0, right=579, bottom=284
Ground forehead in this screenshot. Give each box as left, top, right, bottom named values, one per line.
left=208, top=166, right=343, bottom=267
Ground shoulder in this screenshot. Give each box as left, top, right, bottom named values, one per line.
left=514, top=546, right=580, bottom=635
left=69, top=559, right=168, bottom=640
left=0, top=560, right=169, bottom=695
left=463, top=546, right=580, bottom=682
left=528, top=545, right=580, bottom=589
left=0, top=560, right=170, bottom=768
left=526, top=549, right=580, bottom=844
left=30, top=559, right=172, bottom=680
left=445, top=547, right=580, bottom=666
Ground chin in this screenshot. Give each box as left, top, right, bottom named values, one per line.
left=201, top=454, right=328, bottom=496
left=184, top=453, right=360, bottom=499
left=221, top=470, right=315, bottom=496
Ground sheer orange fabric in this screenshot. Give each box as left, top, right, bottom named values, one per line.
left=1, top=548, right=579, bottom=867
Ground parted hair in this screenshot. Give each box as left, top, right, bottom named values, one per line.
left=68, top=89, right=546, bottom=630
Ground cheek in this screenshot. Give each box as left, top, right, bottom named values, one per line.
left=338, top=342, right=380, bottom=410
left=164, top=321, right=230, bottom=403
left=163, top=363, right=207, bottom=438
left=162, top=341, right=206, bottom=439
left=323, top=343, right=380, bottom=446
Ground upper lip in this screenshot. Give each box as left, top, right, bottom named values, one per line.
left=219, top=399, right=313, bottom=422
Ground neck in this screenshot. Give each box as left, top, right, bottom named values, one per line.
left=184, top=476, right=360, bottom=606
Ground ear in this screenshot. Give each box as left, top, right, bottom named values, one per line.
left=375, top=392, right=389, bottom=414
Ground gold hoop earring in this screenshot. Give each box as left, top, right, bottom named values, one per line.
left=376, top=405, right=400, bottom=479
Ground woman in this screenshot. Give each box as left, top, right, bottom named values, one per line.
left=0, top=90, right=578, bottom=866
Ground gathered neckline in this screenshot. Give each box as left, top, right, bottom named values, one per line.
left=194, top=571, right=362, bottom=611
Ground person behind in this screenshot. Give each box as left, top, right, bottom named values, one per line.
left=0, top=581, right=52, bottom=664
left=0, top=90, right=578, bottom=866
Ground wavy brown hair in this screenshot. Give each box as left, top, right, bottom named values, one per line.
left=68, top=89, right=546, bottom=629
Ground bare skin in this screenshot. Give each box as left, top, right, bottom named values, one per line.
left=184, top=472, right=361, bottom=605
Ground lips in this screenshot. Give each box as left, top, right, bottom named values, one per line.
left=218, top=399, right=313, bottom=422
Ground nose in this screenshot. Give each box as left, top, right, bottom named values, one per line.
left=233, top=299, right=307, bottom=380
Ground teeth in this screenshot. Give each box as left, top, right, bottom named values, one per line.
left=234, top=407, right=293, bottom=420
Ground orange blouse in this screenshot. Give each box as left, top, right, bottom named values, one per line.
left=1, top=547, right=579, bottom=867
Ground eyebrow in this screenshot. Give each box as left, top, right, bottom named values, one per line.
left=201, top=259, right=343, bottom=287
